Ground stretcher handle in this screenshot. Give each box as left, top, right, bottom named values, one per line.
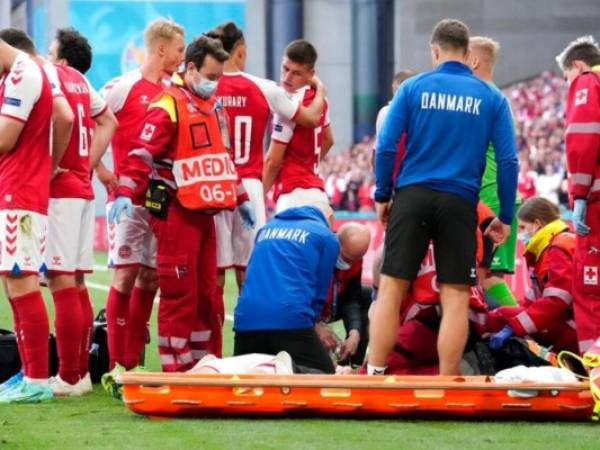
left=117, top=373, right=588, bottom=391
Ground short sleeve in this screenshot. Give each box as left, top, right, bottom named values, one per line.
left=271, top=113, right=295, bottom=144
left=259, top=79, right=300, bottom=120
left=85, top=77, right=108, bottom=118
left=1, top=57, right=42, bottom=122
left=43, top=63, right=64, bottom=98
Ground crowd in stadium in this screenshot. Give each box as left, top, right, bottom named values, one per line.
left=320, top=70, right=570, bottom=212
left=1, top=13, right=600, bottom=408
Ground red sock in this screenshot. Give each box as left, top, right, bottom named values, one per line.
left=8, top=297, right=28, bottom=374
left=79, top=288, right=94, bottom=377
left=53, top=287, right=83, bottom=385
left=11, top=291, right=49, bottom=379
left=106, top=287, right=130, bottom=369
left=123, top=287, right=155, bottom=369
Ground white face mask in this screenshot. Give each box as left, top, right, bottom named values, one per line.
left=336, top=256, right=351, bottom=271
left=192, top=78, right=218, bottom=99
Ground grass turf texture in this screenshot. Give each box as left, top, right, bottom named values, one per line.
left=0, top=252, right=598, bottom=449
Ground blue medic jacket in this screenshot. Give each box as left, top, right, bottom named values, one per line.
left=234, top=206, right=340, bottom=331
left=375, top=61, right=518, bottom=224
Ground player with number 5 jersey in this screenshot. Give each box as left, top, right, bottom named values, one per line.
left=263, top=39, right=334, bottom=213
left=206, top=23, right=327, bottom=355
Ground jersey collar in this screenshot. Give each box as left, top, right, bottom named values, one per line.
left=436, top=60, right=473, bottom=75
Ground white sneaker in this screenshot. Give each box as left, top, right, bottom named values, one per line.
left=49, top=375, right=82, bottom=397
left=274, top=351, right=294, bottom=375
left=76, top=373, right=92, bottom=395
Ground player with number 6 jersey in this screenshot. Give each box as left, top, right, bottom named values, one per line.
left=263, top=39, right=333, bottom=213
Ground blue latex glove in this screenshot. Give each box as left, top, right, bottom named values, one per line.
left=238, top=200, right=256, bottom=229
left=108, top=196, right=134, bottom=224
left=573, top=199, right=591, bottom=236
left=489, top=325, right=515, bottom=350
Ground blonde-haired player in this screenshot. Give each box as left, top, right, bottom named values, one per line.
left=98, top=17, right=185, bottom=375
left=468, top=35, right=521, bottom=309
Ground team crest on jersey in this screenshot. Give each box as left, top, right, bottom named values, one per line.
left=575, top=88, right=588, bottom=106
left=140, top=123, right=156, bottom=141
left=118, top=245, right=132, bottom=259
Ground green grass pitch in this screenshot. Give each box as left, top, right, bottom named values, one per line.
left=0, top=252, right=598, bottom=449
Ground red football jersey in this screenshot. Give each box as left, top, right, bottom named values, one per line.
left=100, top=70, right=166, bottom=203
left=0, top=52, right=53, bottom=214
left=47, top=64, right=107, bottom=199
left=271, top=86, right=330, bottom=195
left=216, top=72, right=300, bottom=179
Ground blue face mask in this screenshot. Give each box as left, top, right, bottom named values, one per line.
left=336, top=256, right=351, bottom=271
left=518, top=231, right=533, bottom=246
left=192, top=78, right=218, bottom=99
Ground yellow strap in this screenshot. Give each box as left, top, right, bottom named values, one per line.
left=149, top=94, right=177, bottom=123
left=557, top=350, right=589, bottom=380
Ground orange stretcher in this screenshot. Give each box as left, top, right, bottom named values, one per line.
left=118, top=373, right=594, bottom=420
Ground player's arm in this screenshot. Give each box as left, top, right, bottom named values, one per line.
left=565, top=76, right=600, bottom=199
left=491, top=95, right=519, bottom=225
left=51, top=96, right=74, bottom=173
left=374, top=84, right=408, bottom=203
left=263, top=113, right=295, bottom=192
left=294, top=78, right=326, bottom=127
left=262, top=140, right=287, bottom=193
left=312, top=234, right=341, bottom=317
left=321, top=115, right=334, bottom=159
left=95, top=160, right=118, bottom=193
left=89, top=108, right=118, bottom=169
left=88, top=81, right=118, bottom=169
left=0, top=116, right=25, bottom=154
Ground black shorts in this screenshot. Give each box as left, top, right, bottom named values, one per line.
left=233, top=328, right=335, bottom=374
left=381, top=185, right=478, bottom=286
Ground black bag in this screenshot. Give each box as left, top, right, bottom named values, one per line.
left=0, top=330, right=58, bottom=382
left=0, top=329, right=21, bottom=382
left=89, top=309, right=109, bottom=384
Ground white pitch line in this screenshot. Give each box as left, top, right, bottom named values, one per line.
left=86, top=281, right=234, bottom=322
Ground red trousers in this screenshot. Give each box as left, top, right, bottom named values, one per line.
left=151, top=202, right=217, bottom=372
left=573, top=200, right=600, bottom=353
left=489, top=306, right=579, bottom=354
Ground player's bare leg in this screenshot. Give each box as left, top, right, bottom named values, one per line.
left=235, top=268, right=246, bottom=290
left=367, top=274, right=410, bottom=373
left=438, top=283, right=470, bottom=375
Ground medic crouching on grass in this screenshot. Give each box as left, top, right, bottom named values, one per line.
left=108, top=36, right=256, bottom=377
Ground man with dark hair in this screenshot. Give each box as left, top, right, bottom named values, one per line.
left=0, top=28, right=35, bottom=54
left=555, top=36, right=600, bottom=363
left=369, top=18, right=518, bottom=375
left=49, top=28, right=92, bottom=74
left=206, top=22, right=325, bottom=356
left=109, top=36, right=255, bottom=373
left=263, top=39, right=334, bottom=212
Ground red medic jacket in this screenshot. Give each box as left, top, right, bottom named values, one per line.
left=495, top=220, right=576, bottom=336
left=115, top=74, right=248, bottom=207
left=565, top=66, right=600, bottom=202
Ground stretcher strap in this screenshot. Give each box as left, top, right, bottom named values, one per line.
left=591, top=368, right=600, bottom=422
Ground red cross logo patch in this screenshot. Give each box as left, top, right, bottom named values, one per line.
left=584, top=265, right=598, bottom=285
left=575, top=88, right=588, bottom=106
left=140, top=123, right=156, bottom=141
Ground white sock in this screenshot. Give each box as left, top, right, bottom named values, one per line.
left=367, top=364, right=387, bottom=375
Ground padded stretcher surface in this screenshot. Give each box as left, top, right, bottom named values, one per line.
left=118, top=373, right=594, bottom=420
